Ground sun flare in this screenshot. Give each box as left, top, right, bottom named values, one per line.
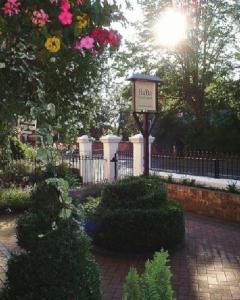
left=153, top=9, right=187, bottom=47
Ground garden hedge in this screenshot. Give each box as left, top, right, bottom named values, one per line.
left=84, top=176, right=185, bottom=253
left=94, top=202, right=184, bottom=252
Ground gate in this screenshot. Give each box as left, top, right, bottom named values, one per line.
left=112, top=151, right=133, bottom=180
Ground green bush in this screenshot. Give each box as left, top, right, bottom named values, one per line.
left=0, top=187, right=31, bottom=212
left=42, top=163, right=81, bottom=187
left=123, top=250, right=173, bottom=300
left=226, top=182, right=240, bottom=194
left=70, top=184, right=106, bottom=203
left=101, top=176, right=167, bottom=209
left=84, top=176, right=185, bottom=253
left=0, top=160, right=42, bottom=187
left=123, top=268, right=142, bottom=300
left=2, top=178, right=101, bottom=300
left=93, top=202, right=184, bottom=252
left=9, top=137, right=25, bottom=159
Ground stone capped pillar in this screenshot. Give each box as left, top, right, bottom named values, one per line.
left=77, top=135, right=92, bottom=183
left=129, top=133, right=155, bottom=176
left=100, top=134, right=121, bottom=182
left=77, top=135, right=92, bottom=156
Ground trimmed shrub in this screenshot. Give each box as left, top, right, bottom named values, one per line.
left=85, top=176, right=185, bottom=253
left=123, top=250, right=173, bottom=300
left=2, top=178, right=101, bottom=300
left=0, top=187, right=31, bottom=212
left=93, top=202, right=184, bottom=252
left=101, top=176, right=167, bottom=209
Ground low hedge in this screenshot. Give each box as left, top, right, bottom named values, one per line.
left=101, top=176, right=167, bottom=209
left=93, top=202, right=184, bottom=252
left=0, top=187, right=31, bottom=213
left=84, top=176, right=185, bottom=253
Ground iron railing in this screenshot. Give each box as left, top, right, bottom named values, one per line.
left=115, top=151, right=133, bottom=180
left=62, top=153, right=105, bottom=184
left=151, top=151, right=240, bottom=180
left=0, top=151, right=106, bottom=186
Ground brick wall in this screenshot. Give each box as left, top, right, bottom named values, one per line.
left=167, top=183, right=240, bottom=223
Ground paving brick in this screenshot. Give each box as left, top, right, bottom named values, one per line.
left=0, top=213, right=240, bottom=300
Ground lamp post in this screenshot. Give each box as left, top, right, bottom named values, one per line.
left=128, top=74, right=162, bottom=177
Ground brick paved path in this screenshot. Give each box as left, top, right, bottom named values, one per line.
left=0, top=213, right=239, bottom=300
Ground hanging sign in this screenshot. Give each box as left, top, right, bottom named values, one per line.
left=135, top=81, right=157, bottom=112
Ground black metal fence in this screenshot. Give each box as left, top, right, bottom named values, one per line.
left=151, top=151, right=240, bottom=180
left=0, top=156, right=41, bottom=186
left=61, top=152, right=105, bottom=184
left=0, top=152, right=106, bottom=186
left=114, top=151, right=133, bottom=180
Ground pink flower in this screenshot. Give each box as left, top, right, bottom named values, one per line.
left=75, top=36, right=94, bottom=50
left=60, top=0, right=71, bottom=11
left=2, top=0, right=20, bottom=16
left=58, top=10, right=73, bottom=25
left=32, top=9, right=50, bottom=27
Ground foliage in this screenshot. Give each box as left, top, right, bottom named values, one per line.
left=9, top=136, right=37, bottom=159
left=71, top=183, right=106, bottom=203
left=180, top=178, right=196, bottom=187
left=92, top=203, right=184, bottom=252
left=0, top=187, right=31, bottom=212
left=2, top=178, right=101, bottom=300
left=123, top=268, right=142, bottom=300
left=35, top=147, right=80, bottom=186
left=83, top=196, right=102, bottom=218
left=84, top=176, right=185, bottom=252
left=101, top=176, right=167, bottom=209
left=0, top=0, right=123, bottom=145
left=226, top=182, right=240, bottom=194
left=114, top=0, right=240, bottom=151
left=123, top=250, right=173, bottom=300
left=0, top=126, right=11, bottom=164
left=0, top=159, right=41, bottom=187
left=9, top=137, right=25, bottom=159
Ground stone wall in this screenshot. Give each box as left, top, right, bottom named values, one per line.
left=167, top=183, right=240, bottom=223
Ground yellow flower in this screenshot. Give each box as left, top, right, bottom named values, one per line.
left=76, top=14, right=89, bottom=29
left=44, top=36, right=61, bottom=53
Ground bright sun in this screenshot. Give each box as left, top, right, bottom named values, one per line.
left=153, top=9, right=187, bottom=47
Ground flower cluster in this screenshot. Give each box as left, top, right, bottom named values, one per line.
left=58, top=0, right=73, bottom=25
left=74, top=27, right=121, bottom=53
left=2, top=0, right=20, bottom=16
left=32, top=9, right=50, bottom=27
left=0, top=0, right=121, bottom=58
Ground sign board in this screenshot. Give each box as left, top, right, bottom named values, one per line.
left=18, top=117, right=37, bottom=135
left=134, top=81, right=157, bottom=112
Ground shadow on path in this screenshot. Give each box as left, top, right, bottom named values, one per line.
left=0, top=213, right=239, bottom=300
